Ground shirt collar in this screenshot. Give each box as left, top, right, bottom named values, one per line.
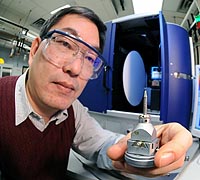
left=15, top=70, right=68, bottom=126
left=15, top=70, right=32, bottom=126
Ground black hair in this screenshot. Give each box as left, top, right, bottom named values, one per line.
left=40, top=6, right=107, bottom=52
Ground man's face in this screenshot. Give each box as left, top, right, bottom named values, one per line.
left=27, top=14, right=100, bottom=116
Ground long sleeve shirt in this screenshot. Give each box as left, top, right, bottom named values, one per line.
left=15, top=70, right=124, bottom=169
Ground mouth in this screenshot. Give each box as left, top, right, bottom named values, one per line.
left=54, top=81, right=75, bottom=93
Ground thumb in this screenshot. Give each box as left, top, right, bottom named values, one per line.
left=154, top=140, right=189, bottom=167
left=107, top=133, right=131, bottom=160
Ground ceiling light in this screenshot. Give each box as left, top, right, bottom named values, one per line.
left=132, top=0, right=163, bottom=14
left=50, top=4, right=71, bottom=15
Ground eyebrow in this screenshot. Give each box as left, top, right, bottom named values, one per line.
left=60, top=27, right=101, bottom=52
left=60, top=27, right=79, bottom=37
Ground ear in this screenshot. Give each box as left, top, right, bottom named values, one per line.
left=28, top=37, right=41, bottom=66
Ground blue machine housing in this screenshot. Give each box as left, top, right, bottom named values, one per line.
left=79, top=12, right=192, bottom=129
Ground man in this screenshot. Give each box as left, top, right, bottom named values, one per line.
left=0, top=6, right=192, bottom=179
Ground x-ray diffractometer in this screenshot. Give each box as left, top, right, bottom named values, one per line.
left=79, top=12, right=192, bottom=130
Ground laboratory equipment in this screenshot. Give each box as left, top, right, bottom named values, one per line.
left=125, top=90, right=159, bottom=168
left=191, top=65, right=200, bottom=138
left=79, top=12, right=192, bottom=129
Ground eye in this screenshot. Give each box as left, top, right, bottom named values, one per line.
left=52, top=36, right=76, bottom=51
left=62, top=41, right=71, bottom=48
left=85, top=52, right=98, bottom=64
left=57, top=39, right=71, bottom=49
left=85, top=55, right=95, bottom=63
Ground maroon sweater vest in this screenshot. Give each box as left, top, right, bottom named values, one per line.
left=0, top=76, right=75, bottom=179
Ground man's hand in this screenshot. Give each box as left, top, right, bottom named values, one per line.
left=107, top=122, right=193, bottom=177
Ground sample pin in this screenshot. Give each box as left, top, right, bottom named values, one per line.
left=125, top=90, right=160, bottom=168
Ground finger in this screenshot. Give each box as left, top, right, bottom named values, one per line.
left=154, top=124, right=192, bottom=167
left=154, top=141, right=187, bottom=167
left=107, top=133, right=131, bottom=160
left=140, top=154, right=186, bottom=177
left=155, top=123, right=192, bottom=147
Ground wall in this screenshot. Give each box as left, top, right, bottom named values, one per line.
left=0, top=45, right=29, bottom=76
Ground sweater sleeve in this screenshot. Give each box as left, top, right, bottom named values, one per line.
left=72, top=100, right=124, bottom=169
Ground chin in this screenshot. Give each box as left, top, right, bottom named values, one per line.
left=45, top=99, right=71, bottom=111
left=57, top=101, right=72, bottom=110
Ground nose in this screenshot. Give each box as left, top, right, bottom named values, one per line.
left=62, top=56, right=83, bottom=77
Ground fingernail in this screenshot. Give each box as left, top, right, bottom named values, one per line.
left=159, top=152, right=175, bottom=167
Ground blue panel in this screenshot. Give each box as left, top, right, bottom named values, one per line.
left=78, top=22, right=116, bottom=112
left=159, top=11, right=169, bottom=123
left=104, top=22, right=117, bottom=110
left=164, top=23, right=192, bottom=129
